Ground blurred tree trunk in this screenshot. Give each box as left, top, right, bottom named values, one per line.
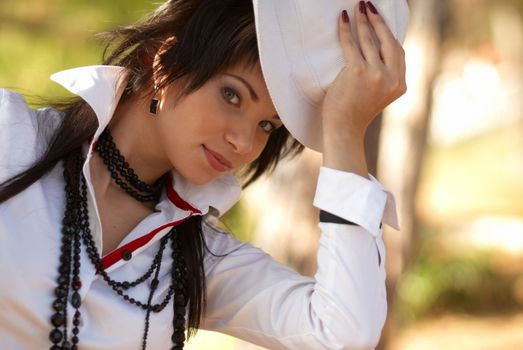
left=245, top=148, right=322, bottom=276
left=376, top=0, right=448, bottom=349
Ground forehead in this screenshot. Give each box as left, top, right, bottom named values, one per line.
left=223, top=61, right=264, bottom=84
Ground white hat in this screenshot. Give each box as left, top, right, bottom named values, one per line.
left=252, top=0, right=409, bottom=152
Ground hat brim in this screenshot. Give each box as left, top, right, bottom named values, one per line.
left=253, top=0, right=410, bottom=152
left=253, top=0, right=324, bottom=152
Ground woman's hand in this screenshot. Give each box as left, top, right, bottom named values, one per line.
left=322, top=1, right=406, bottom=177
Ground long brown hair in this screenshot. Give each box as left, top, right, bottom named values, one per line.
left=0, top=0, right=303, bottom=337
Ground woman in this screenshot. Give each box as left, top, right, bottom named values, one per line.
left=0, top=0, right=408, bottom=349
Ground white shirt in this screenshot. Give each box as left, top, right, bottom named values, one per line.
left=0, top=65, right=399, bottom=350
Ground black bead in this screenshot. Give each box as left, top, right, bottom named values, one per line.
left=175, top=294, right=185, bottom=304
left=122, top=250, right=132, bottom=261
left=51, top=313, right=65, bottom=327
left=171, top=331, right=185, bottom=343
left=53, top=300, right=65, bottom=312
left=60, top=254, right=71, bottom=264
left=71, top=292, right=82, bottom=308
left=57, top=275, right=68, bottom=286
left=64, top=225, right=75, bottom=235
left=49, top=329, right=63, bottom=344
left=173, top=318, right=184, bottom=328
left=55, top=287, right=67, bottom=298
left=150, top=278, right=159, bottom=289
left=174, top=306, right=185, bottom=316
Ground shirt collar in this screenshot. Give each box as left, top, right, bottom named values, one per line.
left=50, top=65, right=241, bottom=217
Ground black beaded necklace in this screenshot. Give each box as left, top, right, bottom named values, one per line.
left=49, top=133, right=188, bottom=350
left=95, top=128, right=165, bottom=202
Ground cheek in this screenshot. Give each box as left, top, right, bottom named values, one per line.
left=159, top=101, right=220, bottom=142
left=246, top=134, right=271, bottom=163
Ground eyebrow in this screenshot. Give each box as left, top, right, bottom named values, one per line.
left=223, top=73, right=281, bottom=121
left=223, top=73, right=259, bottom=102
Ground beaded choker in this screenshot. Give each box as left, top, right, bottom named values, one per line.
left=49, top=141, right=187, bottom=349
left=95, top=129, right=165, bottom=202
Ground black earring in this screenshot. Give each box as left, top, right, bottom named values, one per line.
left=149, top=86, right=160, bottom=115
left=149, top=98, right=159, bottom=115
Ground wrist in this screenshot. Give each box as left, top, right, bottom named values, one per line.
left=321, top=107, right=370, bottom=139
left=322, top=131, right=368, bottom=178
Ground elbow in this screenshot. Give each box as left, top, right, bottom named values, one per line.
left=331, top=322, right=384, bottom=350
left=309, top=283, right=387, bottom=349
left=318, top=305, right=387, bottom=349
left=350, top=327, right=383, bottom=350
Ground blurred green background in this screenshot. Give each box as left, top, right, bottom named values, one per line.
left=2, top=0, right=523, bottom=349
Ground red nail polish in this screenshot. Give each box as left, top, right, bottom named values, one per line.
left=342, top=10, right=350, bottom=23
left=359, top=1, right=367, bottom=15
left=367, top=1, right=378, bottom=15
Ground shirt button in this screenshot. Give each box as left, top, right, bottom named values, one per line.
left=122, top=250, right=133, bottom=261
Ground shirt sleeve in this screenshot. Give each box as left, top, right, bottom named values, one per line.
left=201, top=167, right=399, bottom=350
left=0, top=89, right=62, bottom=184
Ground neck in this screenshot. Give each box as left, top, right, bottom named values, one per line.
left=91, top=93, right=172, bottom=197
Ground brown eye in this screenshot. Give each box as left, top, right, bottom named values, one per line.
left=221, top=87, right=240, bottom=105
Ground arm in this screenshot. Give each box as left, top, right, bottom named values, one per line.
left=202, top=5, right=405, bottom=350
left=201, top=170, right=395, bottom=350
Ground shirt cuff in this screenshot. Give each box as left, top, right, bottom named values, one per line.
left=313, top=167, right=400, bottom=237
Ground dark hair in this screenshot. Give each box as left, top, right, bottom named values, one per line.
left=0, top=0, right=303, bottom=338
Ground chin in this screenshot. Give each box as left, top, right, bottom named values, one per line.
left=188, top=176, right=216, bottom=186
left=179, top=169, right=218, bottom=186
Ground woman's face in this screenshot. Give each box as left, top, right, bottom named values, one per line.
left=154, top=63, right=282, bottom=185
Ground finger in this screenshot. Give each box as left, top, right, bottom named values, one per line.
left=365, top=1, right=403, bottom=68
left=338, top=9, right=364, bottom=66
left=354, top=1, right=382, bottom=66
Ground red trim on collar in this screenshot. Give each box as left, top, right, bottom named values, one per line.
left=165, top=176, right=202, bottom=214
left=100, top=217, right=190, bottom=270
left=98, top=175, right=203, bottom=270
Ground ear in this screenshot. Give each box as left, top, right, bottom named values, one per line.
left=152, top=36, right=178, bottom=93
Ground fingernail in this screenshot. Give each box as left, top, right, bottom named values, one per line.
left=359, top=1, right=367, bottom=15
left=342, top=10, right=350, bottom=23
left=366, top=1, right=378, bottom=15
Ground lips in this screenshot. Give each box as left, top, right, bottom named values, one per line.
left=203, top=146, right=232, bottom=172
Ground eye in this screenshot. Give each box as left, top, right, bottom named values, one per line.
left=221, top=86, right=240, bottom=105
left=259, top=120, right=277, bottom=134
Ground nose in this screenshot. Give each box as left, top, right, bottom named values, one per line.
left=225, top=121, right=256, bottom=155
